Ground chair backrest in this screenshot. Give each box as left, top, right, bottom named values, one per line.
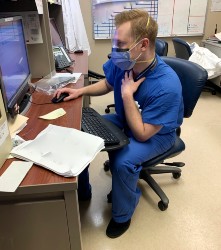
left=172, top=38, right=192, bottom=60
left=155, top=39, right=168, bottom=56
left=161, top=57, right=207, bottom=118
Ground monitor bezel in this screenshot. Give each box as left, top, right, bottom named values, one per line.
left=0, top=15, right=31, bottom=118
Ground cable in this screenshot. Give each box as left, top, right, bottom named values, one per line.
left=29, top=100, right=53, bottom=105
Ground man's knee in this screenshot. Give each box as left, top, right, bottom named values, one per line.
left=110, top=155, right=141, bottom=177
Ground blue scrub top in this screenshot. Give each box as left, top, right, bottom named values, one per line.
left=103, top=55, right=184, bottom=135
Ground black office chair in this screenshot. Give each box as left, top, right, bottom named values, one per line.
left=104, top=57, right=208, bottom=211
left=155, top=38, right=168, bottom=56
left=172, top=37, right=216, bottom=95
left=88, top=54, right=111, bottom=84
left=172, top=37, right=192, bottom=60
left=105, top=38, right=169, bottom=113
left=88, top=70, right=105, bottom=84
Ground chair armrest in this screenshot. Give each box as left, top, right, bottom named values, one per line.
left=88, top=70, right=105, bottom=80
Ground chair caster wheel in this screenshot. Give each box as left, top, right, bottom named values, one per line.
left=105, top=108, right=110, bottom=113
left=104, top=160, right=110, bottom=172
left=158, top=201, right=168, bottom=211
left=172, top=172, right=181, bottom=179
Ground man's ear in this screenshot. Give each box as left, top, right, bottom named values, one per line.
left=141, top=38, right=149, bottom=51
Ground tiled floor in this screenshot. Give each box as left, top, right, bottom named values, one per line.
left=79, top=90, right=221, bottom=250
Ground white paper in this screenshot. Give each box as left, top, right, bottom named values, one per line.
left=172, top=0, right=190, bottom=35
left=0, top=11, right=43, bottom=44
left=11, top=125, right=105, bottom=177
left=0, top=161, right=33, bottom=192
left=35, top=0, right=43, bottom=14
left=211, top=0, right=221, bottom=11
left=24, top=12, right=43, bottom=44
left=215, top=32, right=221, bottom=41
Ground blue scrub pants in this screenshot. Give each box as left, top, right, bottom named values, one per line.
left=103, top=114, right=176, bottom=223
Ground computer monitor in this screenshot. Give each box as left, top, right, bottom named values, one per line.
left=49, top=18, right=64, bottom=47
left=0, top=16, right=31, bottom=118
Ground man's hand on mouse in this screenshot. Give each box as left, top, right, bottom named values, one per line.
left=53, top=87, right=81, bottom=101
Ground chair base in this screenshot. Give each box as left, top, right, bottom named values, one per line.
left=139, top=169, right=169, bottom=211
left=105, top=104, right=115, bottom=113
left=140, top=164, right=183, bottom=211
left=203, top=85, right=216, bottom=95
left=104, top=160, right=184, bottom=211
left=104, top=160, right=110, bottom=172
left=203, top=80, right=216, bottom=95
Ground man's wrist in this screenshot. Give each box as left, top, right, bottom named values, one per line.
left=122, top=92, right=133, bottom=101
left=77, top=88, right=84, bottom=96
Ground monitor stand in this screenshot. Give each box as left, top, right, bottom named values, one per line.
left=20, top=93, right=32, bottom=116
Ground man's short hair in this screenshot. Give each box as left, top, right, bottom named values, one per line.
left=114, top=9, right=158, bottom=47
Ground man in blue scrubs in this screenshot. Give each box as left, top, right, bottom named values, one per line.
left=54, top=9, right=184, bottom=238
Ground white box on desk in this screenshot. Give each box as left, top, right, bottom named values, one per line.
left=0, top=90, right=12, bottom=168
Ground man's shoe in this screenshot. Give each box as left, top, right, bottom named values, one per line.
left=106, top=218, right=131, bottom=238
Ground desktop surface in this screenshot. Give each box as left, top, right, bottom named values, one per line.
left=0, top=77, right=84, bottom=187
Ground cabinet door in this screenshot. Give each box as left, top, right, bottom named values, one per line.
left=0, top=0, right=64, bottom=78
left=0, top=200, right=70, bottom=250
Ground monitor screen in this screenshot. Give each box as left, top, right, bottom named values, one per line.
left=0, top=16, right=31, bottom=118
left=49, top=18, right=64, bottom=47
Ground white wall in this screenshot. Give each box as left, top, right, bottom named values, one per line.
left=80, top=0, right=221, bottom=74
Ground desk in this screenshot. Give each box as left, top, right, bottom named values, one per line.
left=0, top=53, right=87, bottom=250
left=202, top=40, right=221, bottom=88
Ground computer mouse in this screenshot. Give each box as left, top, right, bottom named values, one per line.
left=51, top=92, right=69, bottom=103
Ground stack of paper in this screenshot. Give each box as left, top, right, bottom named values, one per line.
left=11, top=124, right=105, bottom=177
left=215, top=32, right=221, bottom=41
left=206, top=33, right=221, bottom=43
left=0, top=161, right=33, bottom=192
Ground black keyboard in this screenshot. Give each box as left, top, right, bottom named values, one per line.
left=81, top=107, right=120, bottom=146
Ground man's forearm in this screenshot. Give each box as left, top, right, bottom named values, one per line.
left=123, top=95, right=146, bottom=140
left=123, top=95, right=162, bottom=142
left=81, top=79, right=111, bottom=96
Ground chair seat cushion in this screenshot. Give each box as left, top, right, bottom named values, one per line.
left=142, top=136, right=185, bottom=168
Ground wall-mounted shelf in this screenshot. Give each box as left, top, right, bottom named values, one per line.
left=0, top=0, right=65, bottom=78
